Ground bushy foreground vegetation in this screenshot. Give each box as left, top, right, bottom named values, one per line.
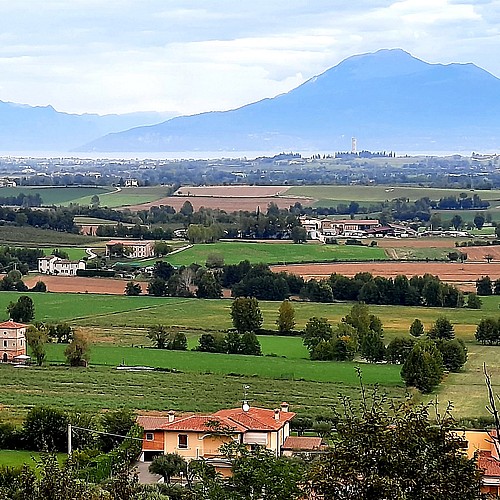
left=0, top=387, right=485, bottom=500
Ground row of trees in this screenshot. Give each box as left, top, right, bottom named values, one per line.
left=301, top=272, right=469, bottom=308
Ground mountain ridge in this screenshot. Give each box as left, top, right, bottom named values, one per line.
left=78, top=49, right=500, bottom=153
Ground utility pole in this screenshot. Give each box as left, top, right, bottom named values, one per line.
left=67, top=423, right=72, bottom=457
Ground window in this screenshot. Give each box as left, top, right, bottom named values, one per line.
left=145, top=433, right=154, bottom=441
left=178, top=434, right=188, bottom=449
left=3, top=340, right=6, bottom=347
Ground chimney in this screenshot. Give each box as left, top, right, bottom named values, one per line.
left=168, top=410, right=175, bottom=423
left=280, top=402, right=289, bottom=413
left=274, top=409, right=280, bottom=421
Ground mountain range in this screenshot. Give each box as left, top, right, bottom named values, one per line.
left=0, top=103, right=174, bottom=151
left=3, top=49, right=500, bottom=153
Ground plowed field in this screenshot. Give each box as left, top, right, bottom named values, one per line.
left=25, top=276, right=133, bottom=295
left=271, top=261, right=500, bottom=291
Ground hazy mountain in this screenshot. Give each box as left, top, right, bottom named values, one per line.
left=0, top=102, right=175, bottom=151
left=79, top=49, right=500, bottom=153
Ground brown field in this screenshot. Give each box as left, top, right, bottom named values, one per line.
left=271, top=261, right=500, bottom=291
left=460, top=245, right=500, bottom=261
left=173, top=185, right=289, bottom=197
left=127, top=195, right=314, bottom=212
left=375, top=238, right=458, bottom=248
left=24, top=276, right=132, bottom=295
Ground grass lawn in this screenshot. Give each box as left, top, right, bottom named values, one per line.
left=285, top=185, right=500, bottom=206
left=0, top=186, right=114, bottom=206
left=152, top=242, right=387, bottom=267
left=0, top=450, right=66, bottom=468
left=43, top=342, right=400, bottom=385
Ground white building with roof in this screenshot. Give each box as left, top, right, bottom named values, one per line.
left=38, top=256, right=86, bottom=275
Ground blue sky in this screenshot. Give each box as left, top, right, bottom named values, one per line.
left=0, top=0, right=498, bottom=116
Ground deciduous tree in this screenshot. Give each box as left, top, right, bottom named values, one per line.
left=276, top=300, right=296, bottom=334
left=230, top=297, right=263, bottom=333
left=26, top=325, right=47, bottom=366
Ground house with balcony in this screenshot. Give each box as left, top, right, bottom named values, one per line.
left=137, top=402, right=295, bottom=476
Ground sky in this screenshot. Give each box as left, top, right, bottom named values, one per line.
left=0, top=0, right=498, bottom=117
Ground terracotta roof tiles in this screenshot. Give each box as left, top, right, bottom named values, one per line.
left=282, top=436, right=323, bottom=450
left=0, top=320, right=27, bottom=329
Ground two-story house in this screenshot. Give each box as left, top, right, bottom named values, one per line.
left=137, top=402, right=295, bottom=475
left=0, top=320, right=27, bottom=363
left=38, top=256, right=86, bottom=275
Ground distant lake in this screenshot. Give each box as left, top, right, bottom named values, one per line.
left=0, top=149, right=472, bottom=161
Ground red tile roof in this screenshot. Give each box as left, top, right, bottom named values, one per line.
left=215, top=407, right=295, bottom=431
left=137, top=407, right=295, bottom=433
left=0, top=321, right=27, bottom=329
left=282, top=436, right=323, bottom=450
left=163, top=415, right=247, bottom=433
left=479, top=450, right=500, bottom=477
left=137, top=415, right=170, bottom=430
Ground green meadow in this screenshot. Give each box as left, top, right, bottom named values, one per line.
left=284, top=185, right=500, bottom=206
left=0, top=292, right=498, bottom=341
left=0, top=291, right=498, bottom=421
left=153, top=241, right=387, bottom=266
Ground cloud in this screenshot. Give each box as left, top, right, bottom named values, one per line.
left=0, top=1, right=497, bottom=115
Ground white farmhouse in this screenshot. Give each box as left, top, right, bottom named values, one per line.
left=38, top=256, right=86, bottom=275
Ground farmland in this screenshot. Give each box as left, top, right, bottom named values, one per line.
left=0, top=186, right=114, bottom=206
left=154, top=241, right=387, bottom=266
left=0, top=291, right=499, bottom=422
left=283, top=185, right=500, bottom=207
left=0, top=226, right=101, bottom=246
left=0, top=292, right=499, bottom=341
left=0, top=185, right=169, bottom=208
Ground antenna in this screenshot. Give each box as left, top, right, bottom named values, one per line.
left=242, top=384, right=250, bottom=412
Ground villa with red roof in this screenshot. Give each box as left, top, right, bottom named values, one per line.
left=461, top=429, right=500, bottom=496
left=0, top=320, right=27, bottom=363
left=137, top=402, right=295, bottom=475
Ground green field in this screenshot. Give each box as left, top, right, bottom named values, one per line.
left=0, top=450, right=66, bottom=468
left=0, top=291, right=498, bottom=421
left=41, top=247, right=88, bottom=260
left=0, top=186, right=114, bottom=206
left=91, top=186, right=169, bottom=208
left=0, top=185, right=168, bottom=208
left=151, top=241, right=387, bottom=266
left=284, top=185, right=500, bottom=207
left=0, top=292, right=498, bottom=341
left=0, top=226, right=101, bottom=246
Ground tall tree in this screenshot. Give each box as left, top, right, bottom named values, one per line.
left=230, top=297, right=263, bottom=333
left=64, top=332, right=90, bottom=367
left=26, top=325, right=48, bottom=366
left=409, top=318, right=425, bottom=337
left=401, top=340, right=444, bottom=393
left=428, top=316, right=455, bottom=340
left=147, top=325, right=169, bottom=349
left=276, top=300, right=296, bottom=334
left=7, top=295, right=34, bottom=322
